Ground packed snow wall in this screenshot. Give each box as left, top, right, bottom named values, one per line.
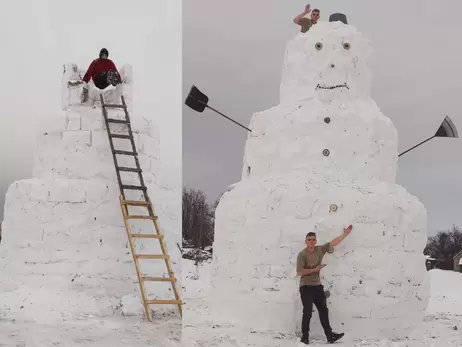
left=208, top=21, right=430, bottom=341
left=0, top=63, right=181, bottom=323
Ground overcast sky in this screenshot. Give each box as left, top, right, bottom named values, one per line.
left=183, top=0, right=462, bottom=236
left=0, top=0, right=181, bottom=221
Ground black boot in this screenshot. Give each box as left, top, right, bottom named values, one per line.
left=326, top=332, right=344, bottom=343
left=300, top=335, right=309, bottom=344
left=107, top=71, right=118, bottom=86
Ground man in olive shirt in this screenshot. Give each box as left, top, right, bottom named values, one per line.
left=296, top=225, right=353, bottom=344
left=293, top=4, right=320, bottom=33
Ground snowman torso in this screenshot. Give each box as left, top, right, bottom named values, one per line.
left=241, top=98, right=398, bottom=184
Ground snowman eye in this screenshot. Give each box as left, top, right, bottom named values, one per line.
left=343, top=42, right=351, bottom=50
left=315, top=42, right=323, bottom=50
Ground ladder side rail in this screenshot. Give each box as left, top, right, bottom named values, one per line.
left=119, top=196, right=153, bottom=322
left=120, top=96, right=153, bottom=215
left=100, top=94, right=126, bottom=201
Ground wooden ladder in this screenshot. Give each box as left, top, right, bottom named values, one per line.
left=99, top=94, right=182, bottom=321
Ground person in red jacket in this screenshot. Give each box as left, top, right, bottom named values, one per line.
left=82, top=48, right=121, bottom=89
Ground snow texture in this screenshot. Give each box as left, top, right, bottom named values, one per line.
left=1, top=315, right=182, bottom=347
left=206, top=21, right=430, bottom=341
left=0, top=63, right=181, bottom=324
left=182, top=260, right=462, bottom=346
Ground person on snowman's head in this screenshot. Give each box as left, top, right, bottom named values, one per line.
left=82, top=48, right=121, bottom=90
left=293, top=4, right=320, bottom=33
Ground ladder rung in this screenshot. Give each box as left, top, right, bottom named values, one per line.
left=118, top=167, right=142, bottom=173
left=126, top=215, right=158, bottom=220
left=121, top=200, right=150, bottom=206
left=122, top=185, right=147, bottom=191
left=131, top=234, right=162, bottom=239
left=110, top=134, right=133, bottom=139
left=136, top=254, right=168, bottom=260
left=142, top=277, right=176, bottom=282
left=146, top=300, right=182, bottom=305
left=107, top=118, right=129, bottom=124
left=114, top=150, right=137, bottom=156
left=104, top=104, right=125, bottom=109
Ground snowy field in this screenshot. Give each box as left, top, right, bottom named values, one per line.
left=182, top=259, right=462, bottom=346
left=1, top=260, right=460, bottom=346
left=0, top=314, right=181, bottom=347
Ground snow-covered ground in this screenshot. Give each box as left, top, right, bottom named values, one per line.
left=0, top=314, right=181, bottom=347
left=1, top=257, right=460, bottom=346
left=182, top=259, right=462, bottom=346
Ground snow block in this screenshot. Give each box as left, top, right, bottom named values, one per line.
left=31, top=106, right=161, bottom=184
left=67, top=111, right=82, bottom=130
left=62, top=130, right=91, bottom=149
left=206, top=21, right=430, bottom=341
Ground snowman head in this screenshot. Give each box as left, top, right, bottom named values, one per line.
left=280, top=20, right=372, bottom=104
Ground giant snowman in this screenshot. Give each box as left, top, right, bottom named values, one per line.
left=0, top=63, right=181, bottom=323
left=208, top=18, right=430, bottom=341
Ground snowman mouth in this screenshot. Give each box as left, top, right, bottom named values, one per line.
left=316, top=83, right=349, bottom=90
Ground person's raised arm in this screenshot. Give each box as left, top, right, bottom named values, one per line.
left=329, top=225, right=353, bottom=248
left=293, top=4, right=311, bottom=24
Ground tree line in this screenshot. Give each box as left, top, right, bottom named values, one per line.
left=183, top=187, right=462, bottom=267
left=424, top=225, right=462, bottom=269
left=182, top=187, right=219, bottom=262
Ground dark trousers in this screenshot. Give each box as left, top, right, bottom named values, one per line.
left=299, top=285, right=332, bottom=338
left=93, top=71, right=118, bottom=90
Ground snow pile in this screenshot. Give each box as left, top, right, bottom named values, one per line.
left=0, top=63, right=181, bottom=324
left=207, top=21, right=430, bottom=341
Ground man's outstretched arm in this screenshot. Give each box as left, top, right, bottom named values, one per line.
left=293, top=4, right=311, bottom=24
left=329, top=225, right=353, bottom=248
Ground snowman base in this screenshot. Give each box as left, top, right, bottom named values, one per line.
left=210, top=172, right=429, bottom=341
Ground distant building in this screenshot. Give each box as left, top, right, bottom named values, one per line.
left=425, top=256, right=447, bottom=271
left=453, top=250, right=462, bottom=273
left=426, top=257, right=436, bottom=270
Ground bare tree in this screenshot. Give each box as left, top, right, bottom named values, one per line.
left=182, top=188, right=214, bottom=250
left=424, top=225, right=462, bottom=269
